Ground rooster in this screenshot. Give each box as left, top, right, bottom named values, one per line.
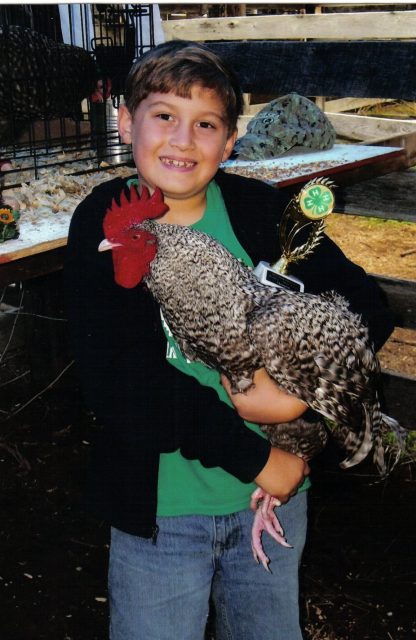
left=98, top=185, right=404, bottom=570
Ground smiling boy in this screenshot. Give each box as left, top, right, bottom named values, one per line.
left=65, top=41, right=394, bottom=639
left=119, top=87, right=236, bottom=223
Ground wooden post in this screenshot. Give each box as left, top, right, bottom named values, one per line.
left=243, top=92, right=252, bottom=113
left=312, top=5, right=325, bottom=112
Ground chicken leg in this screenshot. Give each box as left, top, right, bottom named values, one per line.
left=250, top=487, right=292, bottom=571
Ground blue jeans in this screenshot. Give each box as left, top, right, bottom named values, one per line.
left=109, top=491, right=307, bottom=640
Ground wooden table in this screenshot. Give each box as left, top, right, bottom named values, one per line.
left=222, top=143, right=406, bottom=188
left=0, top=144, right=405, bottom=288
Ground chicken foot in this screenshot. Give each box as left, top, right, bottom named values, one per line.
left=250, top=487, right=292, bottom=572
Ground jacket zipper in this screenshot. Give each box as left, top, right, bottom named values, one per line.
left=151, top=524, right=159, bottom=545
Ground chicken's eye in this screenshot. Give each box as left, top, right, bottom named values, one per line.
left=132, top=233, right=140, bottom=240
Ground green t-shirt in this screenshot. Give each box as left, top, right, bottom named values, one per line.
left=156, top=180, right=309, bottom=516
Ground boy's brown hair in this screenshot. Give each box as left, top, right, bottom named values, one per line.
left=124, top=40, right=243, bottom=135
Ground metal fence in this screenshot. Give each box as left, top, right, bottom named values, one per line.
left=0, top=4, right=159, bottom=185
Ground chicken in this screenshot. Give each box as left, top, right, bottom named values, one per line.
left=99, top=185, right=405, bottom=570
left=0, top=25, right=97, bottom=147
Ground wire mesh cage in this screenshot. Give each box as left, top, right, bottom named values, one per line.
left=0, top=3, right=158, bottom=193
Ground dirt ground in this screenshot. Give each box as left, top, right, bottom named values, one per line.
left=326, top=213, right=416, bottom=378
left=1, top=359, right=415, bottom=640
left=0, top=213, right=415, bottom=640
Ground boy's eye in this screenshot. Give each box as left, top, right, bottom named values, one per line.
left=157, top=113, right=173, bottom=121
left=198, top=121, right=215, bottom=129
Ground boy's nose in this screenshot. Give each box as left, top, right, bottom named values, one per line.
left=169, top=123, right=195, bottom=150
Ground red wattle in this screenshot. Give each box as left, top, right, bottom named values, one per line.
left=112, top=245, right=156, bottom=289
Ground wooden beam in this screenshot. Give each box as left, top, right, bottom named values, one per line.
left=162, top=11, right=416, bottom=42
left=328, top=154, right=409, bottom=188
left=244, top=102, right=268, bottom=115
left=337, top=168, right=416, bottom=223
left=0, top=247, right=65, bottom=288
left=326, top=113, right=416, bottom=142
left=371, top=274, right=416, bottom=330
left=0, top=237, right=67, bottom=263
left=315, top=96, right=326, bottom=111
left=380, top=369, right=416, bottom=429
left=325, top=97, right=396, bottom=113
left=359, top=131, right=416, bottom=169
left=312, top=5, right=325, bottom=113
left=206, top=41, right=416, bottom=101
left=237, top=114, right=251, bottom=137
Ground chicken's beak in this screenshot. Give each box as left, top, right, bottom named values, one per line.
left=98, top=238, right=121, bottom=252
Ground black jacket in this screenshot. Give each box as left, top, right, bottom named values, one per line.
left=64, top=169, right=394, bottom=537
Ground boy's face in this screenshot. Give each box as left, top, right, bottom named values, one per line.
left=118, top=86, right=237, bottom=205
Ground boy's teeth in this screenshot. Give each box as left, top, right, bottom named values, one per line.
left=163, top=158, right=194, bottom=168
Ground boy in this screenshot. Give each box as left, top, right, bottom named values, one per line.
left=65, top=41, right=394, bottom=639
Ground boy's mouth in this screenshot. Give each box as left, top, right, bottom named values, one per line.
left=160, top=156, right=196, bottom=169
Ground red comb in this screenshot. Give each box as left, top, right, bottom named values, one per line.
left=103, top=185, right=169, bottom=240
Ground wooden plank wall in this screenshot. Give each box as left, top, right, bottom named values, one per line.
left=162, top=10, right=416, bottom=42
left=163, top=10, right=416, bottom=132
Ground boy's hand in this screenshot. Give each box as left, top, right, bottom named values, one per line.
left=221, top=368, right=307, bottom=424
left=254, top=447, right=310, bottom=503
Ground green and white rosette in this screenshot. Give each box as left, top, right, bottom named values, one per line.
left=299, top=182, right=334, bottom=220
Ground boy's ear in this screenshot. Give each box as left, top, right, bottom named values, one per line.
left=221, top=129, right=238, bottom=162
left=118, top=104, right=133, bottom=144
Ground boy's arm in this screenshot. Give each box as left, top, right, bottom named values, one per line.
left=175, top=370, right=309, bottom=500
left=254, top=447, right=309, bottom=502
left=221, top=368, right=311, bottom=501
left=221, top=368, right=307, bottom=424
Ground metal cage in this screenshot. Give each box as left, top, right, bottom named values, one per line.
left=0, top=4, right=158, bottom=187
